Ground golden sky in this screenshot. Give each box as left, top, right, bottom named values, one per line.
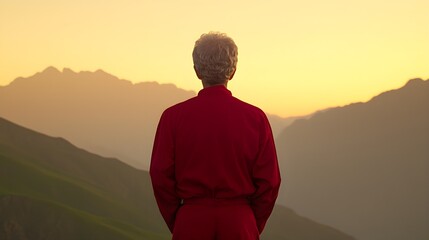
left=1, top=0, right=428, bottom=117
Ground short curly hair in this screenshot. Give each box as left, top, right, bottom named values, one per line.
left=192, top=32, right=238, bottom=85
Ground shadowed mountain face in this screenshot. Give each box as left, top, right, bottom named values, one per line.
left=276, top=78, right=429, bottom=240
left=0, top=117, right=355, bottom=240
left=0, top=67, right=294, bottom=170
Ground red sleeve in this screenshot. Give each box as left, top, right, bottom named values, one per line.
left=150, top=110, right=181, bottom=233
left=250, top=113, right=281, bottom=234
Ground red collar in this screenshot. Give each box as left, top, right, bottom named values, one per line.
left=198, top=85, right=232, bottom=97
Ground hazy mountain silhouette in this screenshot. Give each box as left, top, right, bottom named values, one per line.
left=276, top=78, right=429, bottom=240
left=267, top=114, right=308, bottom=138
left=0, top=66, right=195, bottom=169
left=0, top=117, right=355, bottom=240
left=0, top=67, right=294, bottom=169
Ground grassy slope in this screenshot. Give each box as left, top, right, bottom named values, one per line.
left=0, top=115, right=169, bottom=239
left=0, top=149, right=168, bottom=240
left=0, top=195, right=162, bottom=240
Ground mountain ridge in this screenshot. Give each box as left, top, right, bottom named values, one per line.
left=0, top=66, right=196, bottom=169
left=275, top=78, right=429, bottom=240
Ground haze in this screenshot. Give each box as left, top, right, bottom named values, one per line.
left=1, top=0, right=428, bottom=117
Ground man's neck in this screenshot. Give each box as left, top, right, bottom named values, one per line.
left=202, top=82, right=228, bottom=89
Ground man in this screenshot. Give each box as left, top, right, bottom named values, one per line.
left=150, top=32, right=281, bottom=240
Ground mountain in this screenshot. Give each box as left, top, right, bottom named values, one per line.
left=263, top=205, right=355, bottom=240
left=0, top=67, right=294, bottom=170
left=0, top=67, right=195, bottom=169
left=267, top=114, right=307, bottom=138
left=0, top=117, right=355, bottom=240
left=276, top=78, right=429, bottom=239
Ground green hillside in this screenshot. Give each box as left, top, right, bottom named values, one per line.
left=0, top=117, right=355, bottom=239
left=0, top=117, right=169, bottom=239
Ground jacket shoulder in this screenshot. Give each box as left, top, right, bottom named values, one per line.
left=161, top=96, right=198, bottom=115
left=232, top=97, right=268, bottom=118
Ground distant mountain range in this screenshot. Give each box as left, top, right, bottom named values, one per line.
left=2, top=67, right=427, bottom=239
left=276, top=78, right=429, bottom=239
left=0, top=67, right=296, bottom=169
left=0, top=117, right=355, bottom=240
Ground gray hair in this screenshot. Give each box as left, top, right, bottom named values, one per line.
left=192, top=32, right=238, bottom=85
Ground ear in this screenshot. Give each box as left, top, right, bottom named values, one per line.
left=228, top=68, right=236, bottom=80
left=194, top=65, right=203, bottom=80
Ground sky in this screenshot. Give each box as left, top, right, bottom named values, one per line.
left=1, top=0, right=428, bottom=118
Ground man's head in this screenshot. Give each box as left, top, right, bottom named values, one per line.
left=192, top=32, right=238, bottom=87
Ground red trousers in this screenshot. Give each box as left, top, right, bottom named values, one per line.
left=172, top=198, right=260, bottom=240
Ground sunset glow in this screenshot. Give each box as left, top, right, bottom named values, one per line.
left=1, top=0, right=428, bottom=117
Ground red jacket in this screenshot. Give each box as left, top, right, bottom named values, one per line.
left=150, top=85, right=281, bottom=233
